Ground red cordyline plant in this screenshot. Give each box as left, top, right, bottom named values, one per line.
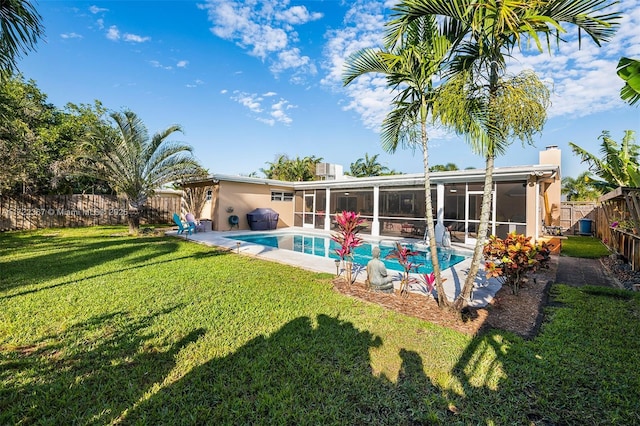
left=331, top=211, right=364, bottom=284
left=483, top=232, right=551, bottom=295
left=386, top=242, right=421, bottom=295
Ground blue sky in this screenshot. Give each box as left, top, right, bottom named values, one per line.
left=18, top=0, right=640, bottom=180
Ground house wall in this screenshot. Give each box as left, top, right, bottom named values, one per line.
left=539, top=146, right=562, bottom=226
left=214, top=181, right=294, bottom=231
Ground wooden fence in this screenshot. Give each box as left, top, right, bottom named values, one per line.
left=560, top=201, right=597, bottom=235
left=0, top=194, right=181, bottom=231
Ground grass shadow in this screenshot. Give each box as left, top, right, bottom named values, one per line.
left=0, top=305, right=207, bottom=425
left=122, top=314, right=450, bottom=424
left=448, top=284, right=640, bottom=424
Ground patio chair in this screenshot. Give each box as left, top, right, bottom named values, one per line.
left=173, top=213, right=195, bottom=235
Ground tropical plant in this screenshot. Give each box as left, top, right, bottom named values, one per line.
left=347, top=153, right=390, bottom=177
left=389, top=0, right=620, bottom=311
left=483, top=232, right=551, bottom=295
left=569, top=130, right=640, bottom=191
left=429, top=163, right=458, bottom=172
left=617, top=57, right=640, bottom=106
left=0, top=75, right=112, bottom=195
left=343, top=13, right=452, bottom=307
left=0, top=0, right=43, bottom=79
left=261, top=154, right=323, bottom=181
left=386, top=242, right=421, bottom=295
left=331, top=211, right=364, bottom=284
left=77, top=110, right=201, bottom=234
left=561, top=171, right=602, bottom=201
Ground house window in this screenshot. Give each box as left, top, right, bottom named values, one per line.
left=206, top=190, right=212, bottom=201
left=271, top=191, right=294, bottom=201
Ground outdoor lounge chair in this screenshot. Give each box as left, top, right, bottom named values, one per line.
left=173, top=213, right=195, bottom=235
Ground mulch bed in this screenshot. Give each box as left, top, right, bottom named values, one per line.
left=332, top=256, right=558, bottom=338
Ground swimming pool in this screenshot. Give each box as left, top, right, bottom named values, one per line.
left=227, top=232, right=467, bottom=274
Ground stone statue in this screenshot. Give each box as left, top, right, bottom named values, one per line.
left=366, top=246, right=394, bottom=293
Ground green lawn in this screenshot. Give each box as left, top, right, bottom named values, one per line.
left=1, top=227, right=639, bottom=424
left=561, top=235, right=611, bottom=258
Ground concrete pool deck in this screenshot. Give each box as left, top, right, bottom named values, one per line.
left=168, top=227, right=501, bottom=308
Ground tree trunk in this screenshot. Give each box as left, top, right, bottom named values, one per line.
left=454, top=154, right=495, bottom=310
left=421, top=115, right=451, bottom=308
left=127, top=207, right=140, bottom=235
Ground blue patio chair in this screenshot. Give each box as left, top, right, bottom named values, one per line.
left=173, top=213, right=195, bottom=235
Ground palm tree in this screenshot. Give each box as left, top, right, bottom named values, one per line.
left=561, top=171, right=602, bottom=201
left=0, top=0, right=43, bottom=79
left=570, top=130, right=640, bottom=191
left=344, top=14, right=452, bottom=307
left=389, top=0, right=620, bottom=310
left=261, top=155, right=323, bottom=181
left=429, top=163, right=458, bottom=172
left=78, top=110, right=201, bottom=233
left=348, top=153, right=390, bottom=177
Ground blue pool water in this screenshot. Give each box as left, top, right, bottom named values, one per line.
left=228, top=232, right=467, bottom=274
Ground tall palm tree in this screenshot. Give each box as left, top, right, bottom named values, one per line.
left=348, top=153, right=390, bottom=177
left=570, top=130, right=640, bottom=191
left=344, top=14, right=452, bottom=307
left=388, top=0, right=620, bottom=310
left=561, top=171, right=602, bottom=201
left=78, top=110, right=201, bottom=234
left=0, top=0, right=43, bottom=79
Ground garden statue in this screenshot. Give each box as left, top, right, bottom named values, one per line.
left=366, top=246, right=394, bottom=293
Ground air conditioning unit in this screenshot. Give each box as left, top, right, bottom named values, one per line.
left=315, top=163, right=343, bottom=180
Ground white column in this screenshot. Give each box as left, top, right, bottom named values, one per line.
left=372, top=185, right=380, bottom=236
left=435, top=183, right=445, bottom=244
left=324, top=187, right=331, bottom=231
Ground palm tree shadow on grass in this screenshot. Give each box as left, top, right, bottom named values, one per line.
left=123, top=314, right=450, bottom=425
left=0, top=235, right=230, bottom=295
left=1, top=305, right=207, bottom=425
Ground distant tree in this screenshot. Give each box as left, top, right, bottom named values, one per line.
left=347, top=153, right=390, bottom=177
left=561, top=171, right=602, bottom=201
left=0, top=0, right=44, bottom=79
left=429, top=163, right=458, bottom=172
left=0, top=75, right=111, bottom=195
left=569, top=130, right=640, bottom=191
left=77, top=110, right=202, bottom=233
left=261, top=155, right=323, bottom=181
left=617, top=57, right=640, bottom=106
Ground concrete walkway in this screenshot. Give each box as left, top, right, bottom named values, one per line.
left=555, top=256, right=619, bottom=288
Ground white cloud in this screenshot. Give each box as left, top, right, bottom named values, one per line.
left=123, top=33, right=151, bottom=43
left=106, top=25, right=120, bottom=41
left=321, top=1, right=391, bottom=130
left=96, top=18, right=104, bottom=30
left=221, top=89, right=228, bottom=94
left=506, top=0, right=640, bottom=119
left=149, top=60, right=172, bottom=70
left=89, top=5, right=108, bottom=14
left=229, top=90, right=296, bottom=125
left=177, top=60, right=189, bottom=68
left=324, top=0, right=640, bottom=133
left=276, top=5, right=323, bottom=25
left=61, top=32, right=83, bottom=39
left=105, top=25, right=150, bottom=43
left=186, top=79, right=204, bottom=88
left=199, top=0, right=322, bottom=79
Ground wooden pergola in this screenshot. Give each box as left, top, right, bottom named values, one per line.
left=599, top=187, right=640, bottom=271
